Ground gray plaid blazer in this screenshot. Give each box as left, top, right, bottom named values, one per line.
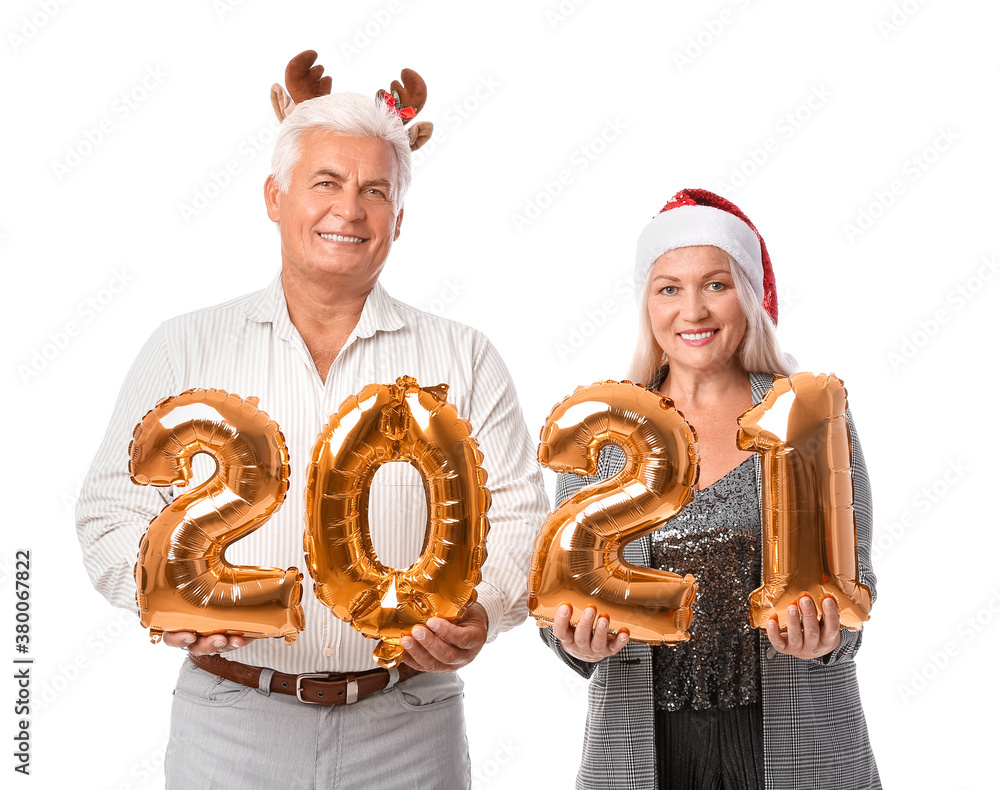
left=540, top=371, right=880, bottom=790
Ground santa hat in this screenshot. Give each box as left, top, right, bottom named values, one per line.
left=634, top=188, right=778, bottom=324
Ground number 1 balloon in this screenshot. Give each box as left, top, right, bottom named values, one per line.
left=529, top=381, right=700, bottom=645
left=130, top=388, right=305, bottom=644
left=737, top=372, right=873, bottom=632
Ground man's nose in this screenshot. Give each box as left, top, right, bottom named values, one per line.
left=330, top=190, right=365, bottom=220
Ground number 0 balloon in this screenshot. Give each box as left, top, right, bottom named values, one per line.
left=305, top=376, right=491, bottom=669
left=529, top=381, right=700, bottom=645
left=130, top=388, right=305, bottom=643
left=737, top=372, right=873, bottom=631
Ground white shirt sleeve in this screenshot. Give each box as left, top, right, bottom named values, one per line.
left=461, top=337, right=550, bottom=641
left=76, top=325, right=180, bottom=612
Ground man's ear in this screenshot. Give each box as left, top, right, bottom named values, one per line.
left=394, top=207, right=404, bottom=240
left=264, top=175, right=281, bottom=223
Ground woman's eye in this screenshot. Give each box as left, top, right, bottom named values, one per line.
left=708, top=282, right=725, bottom=291
left=660, top=286, right=677, bottom=295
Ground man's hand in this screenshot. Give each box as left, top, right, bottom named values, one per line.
left=766, top=595, right=842, bottom=660
left=162, top=632, right=254, bottom=656
left=400, top=602, right=488, bottom=672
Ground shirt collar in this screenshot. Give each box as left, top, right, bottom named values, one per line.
left=245, top=271, right=406, bottom=340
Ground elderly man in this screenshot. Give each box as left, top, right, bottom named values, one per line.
left=76, top=66, right=547, bottom=788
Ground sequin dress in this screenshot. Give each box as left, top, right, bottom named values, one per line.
left=650, top=456, right=762, bottom=711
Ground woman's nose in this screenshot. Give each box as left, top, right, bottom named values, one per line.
left=679, top=291, right=709, bottom=320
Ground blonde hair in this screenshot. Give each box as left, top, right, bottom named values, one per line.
left=626, top=251, right=795, bottom=384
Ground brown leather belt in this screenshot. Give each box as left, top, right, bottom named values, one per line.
left=190, top=653, right=421, bottom=705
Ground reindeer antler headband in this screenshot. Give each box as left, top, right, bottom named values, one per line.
left=270, top=50, right=433, bottom=151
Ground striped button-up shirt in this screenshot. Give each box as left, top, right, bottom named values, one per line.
left=76, top=272, right=549, bottom=674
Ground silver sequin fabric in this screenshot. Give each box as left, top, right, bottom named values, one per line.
left=650, top=456, right=761, bottom=711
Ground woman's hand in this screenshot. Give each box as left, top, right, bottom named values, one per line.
left=766, top=595, right=842, bottom=660
left=553, top=604, right=629, bottom=663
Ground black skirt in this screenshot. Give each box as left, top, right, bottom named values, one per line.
left=655, top=701, right=765, bottom=790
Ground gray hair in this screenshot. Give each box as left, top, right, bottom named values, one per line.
left=270, top=92, right=413, bottom=208
left=627, top=251, right=795, bottom=385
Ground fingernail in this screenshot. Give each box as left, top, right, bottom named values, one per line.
left=183, top=635, right=196, bottom=646
left=597, top=618, right=608, bottom=629
left=214, top=638, right=226, bottom=648
left=426, top=619, right=441, bottom=632
left=557, top=605, right=570, bottom=617
left=413, top=628, right=426, bottom=641
left=402, top=637, right=413, bottom=649
left=800, top=596, right=814, bottom=610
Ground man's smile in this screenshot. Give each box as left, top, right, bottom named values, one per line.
left=318, top=232, right=366, bottom=243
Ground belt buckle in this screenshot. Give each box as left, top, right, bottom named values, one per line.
left=295, top=673, right=331, bottom=704
left=295, top=672, right=360, bottom=705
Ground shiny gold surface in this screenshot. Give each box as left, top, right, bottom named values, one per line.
left=130, top=388, right=304, bottom=644
left=737, top=372, right=873, bottom=632
left=529, top=381, right=700, bottom=645
left=305, top=376, right=490, bottom=668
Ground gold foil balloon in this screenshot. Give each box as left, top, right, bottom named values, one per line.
left=737, top=372, right=873, bottom=632
left=130, top=388, right=305, bottom=644
left=529, top=381, right=700, bottom=645
left=305, top=376, right=491, bottom=669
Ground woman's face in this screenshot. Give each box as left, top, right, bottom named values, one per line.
left=647, top=245, right=748, bottom=376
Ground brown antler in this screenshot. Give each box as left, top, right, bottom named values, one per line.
left=376, top=68, right=432, bottom=150
left=285, top=50, right=332, bottom=104
left=389, top=69, right=427, bottom=117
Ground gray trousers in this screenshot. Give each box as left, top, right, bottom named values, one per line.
left=164, top=658, right=470, bottom=789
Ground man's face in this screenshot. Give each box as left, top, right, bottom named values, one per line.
left=265, top=130, right=403, bottom=287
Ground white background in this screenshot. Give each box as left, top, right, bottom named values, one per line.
left=3, top=1, right=999, bottom=788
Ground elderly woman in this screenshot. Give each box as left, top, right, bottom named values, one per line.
left=541, top=189, right=879, bottom=790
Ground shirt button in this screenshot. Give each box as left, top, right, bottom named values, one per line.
left=324, top=648, right=334, bottom=657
